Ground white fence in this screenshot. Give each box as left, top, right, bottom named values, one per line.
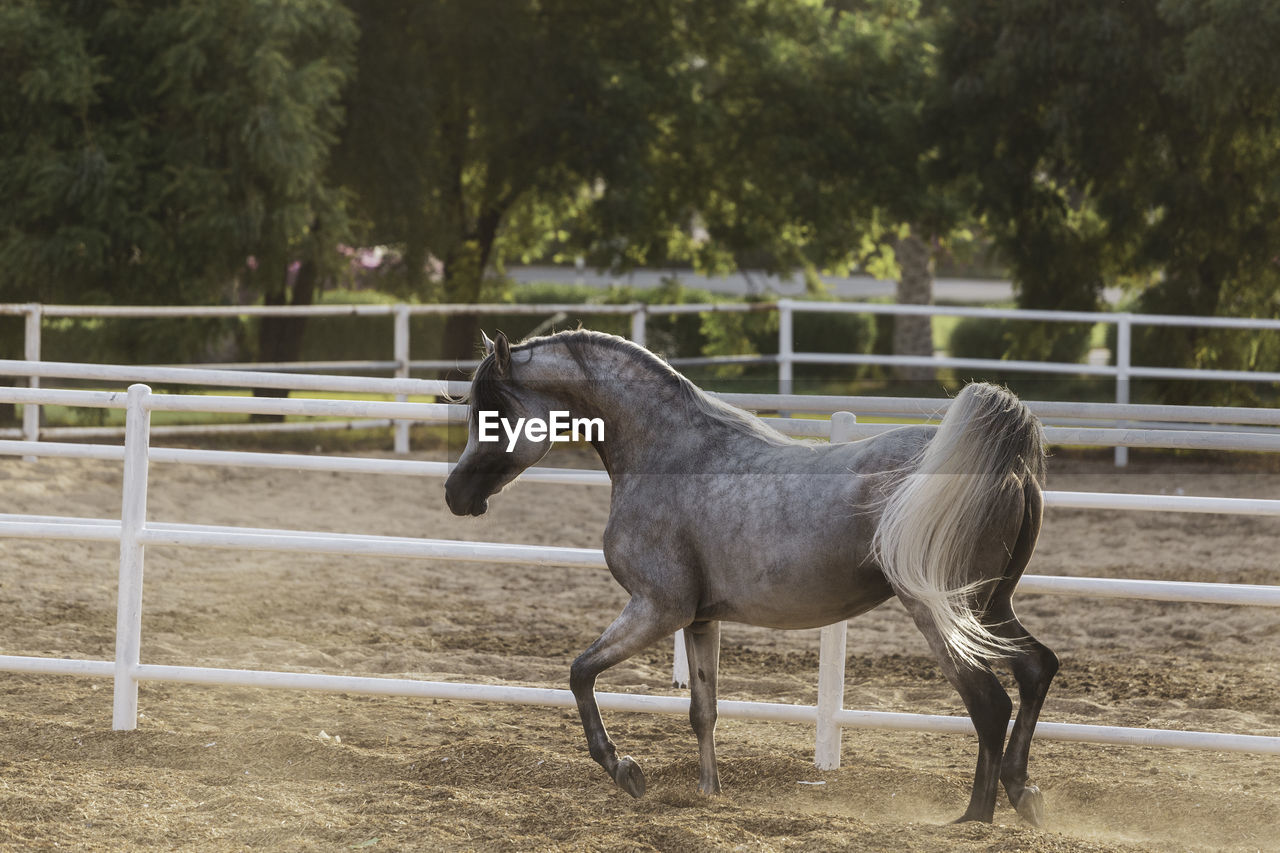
left=6, top=358, right=1280, bottom=455
left=1, top=374, right=1278, bottom=769
left=7, top=298, right=1280, bottom=466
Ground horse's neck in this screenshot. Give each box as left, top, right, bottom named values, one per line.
left=518, top=345, right=687, bottom=474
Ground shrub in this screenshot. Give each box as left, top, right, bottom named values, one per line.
left=1103, top=298, right=1280, bottom=407
left=947, top=316, right=1012, bottom=362
left=946, top=315, right=1100, bottom=401
left=42, top=316, right=247, bottom=366
left=948, top=316, right=1092, bottom=365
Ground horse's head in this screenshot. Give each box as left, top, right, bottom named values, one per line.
left=444, top=331, right=560, bottom=516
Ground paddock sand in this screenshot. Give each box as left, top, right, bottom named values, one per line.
left=1, top=447, right=1279, bottom=852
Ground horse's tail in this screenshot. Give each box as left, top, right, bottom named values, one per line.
left=872, top=382, right=1046, bottom=668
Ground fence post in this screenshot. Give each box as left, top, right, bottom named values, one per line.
left=630, top=306, right=647, bottom=350
left=777, top=299, right=794, bottom=397
left=1114, top=314, right=1132, bottom=468
left=394, top=304, right=411, bottom=455
left=672, top=630, right=689, bottom=688
left=22, top=305, right=41, bottom=458
left=815, top=411, right=857, bottom=769
left=113, top=384, right=152, bottom=731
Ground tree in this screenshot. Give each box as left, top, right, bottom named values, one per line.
left=935, top=0, right=1280, bottom=396
left=573, top=0, right=955, bottom=383
left=336, top=0, right=704, bottom=364
left=0, top=0, right=356, bottom=365
left=579, top=2, right=930, bottom=271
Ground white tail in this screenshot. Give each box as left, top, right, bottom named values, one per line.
left=872, top=383, right=1045, bottom=668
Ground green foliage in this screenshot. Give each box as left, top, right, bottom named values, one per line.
left=942, top=315, right=1102, bottom=403
left=0, top=0, right=357, bottom=306
left=948, top=317, right=1092, bottom=366
left=947, top=317, right=1008, bottom=363
left=5, top=0, right=1278, bottom=413
left=272, top=284, right=872, bottom=382
left=335, top=0, right=702, bottom=360
left=1104, top=292, right=1280, bottom=407
left=788, top=299, right=879, bottom=388
left=577, top=0, right=937, bottom=278
left=936, top=0, right=1280, bottom=354
left=41, top=317, right=246, bottom=366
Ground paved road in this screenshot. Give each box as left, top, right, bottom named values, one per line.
left=511, top=265, right=1125, bottom=305
left=510, top=264, right=1014, bottom=303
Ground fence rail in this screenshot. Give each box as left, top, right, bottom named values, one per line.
left=1, top=380, right=1278, bottom=769
left=4, top=359, right=1280, bottom=454
left=7, top=298, right=1280, bottom=465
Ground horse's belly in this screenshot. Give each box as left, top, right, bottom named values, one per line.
left=697, top=558, right=894, bottom=630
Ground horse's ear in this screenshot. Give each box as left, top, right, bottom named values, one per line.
left=494, top=331, right=511, bottom=376
left=480, top=330, right=495, bottom=356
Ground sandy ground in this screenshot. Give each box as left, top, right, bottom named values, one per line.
left=1, top=444, right=1278, bottom=852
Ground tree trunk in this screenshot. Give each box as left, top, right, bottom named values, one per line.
left=892, top=227, right=935, bottom=387
left=252, top=258, right=318, bottom=421
left=439, top=208, right=503, bottom=379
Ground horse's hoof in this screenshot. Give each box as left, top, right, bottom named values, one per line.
left=1014, top=785, right=1046, bottom=827
left=697, top=776, right=721, bottom=796
left=950, top=813, right=990, bottom=825
left=614, top=756, right=646, bottom=798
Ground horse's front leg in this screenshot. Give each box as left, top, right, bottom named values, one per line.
left=570, top=596, right=686, bottom=798
left=683, top=619, right=722, bottom=795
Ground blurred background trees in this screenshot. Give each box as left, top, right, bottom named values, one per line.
left=935, top=0, right=1280, bottom=401
left=1, top=0, right=1277, bottom=399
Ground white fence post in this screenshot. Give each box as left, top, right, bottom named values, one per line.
left=815, top=411, right=858, bottom=769
left=672, top=630, right=690, bottom=688
left=112, top=384, right=152, bottom=731
left=394, top=304, right=411, bottom=455
left=630, top=306, right=647, bottom=350
left=777, top=299, right=794, bottom=397
left=22, top=305, right=41, bottom=459
left=1115, top=314, right=1133, bottom=468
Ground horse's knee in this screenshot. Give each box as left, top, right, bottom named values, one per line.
left=1038, top=645, right=1060, bottom=681
left=1012, top=641, right=1059, bottom=694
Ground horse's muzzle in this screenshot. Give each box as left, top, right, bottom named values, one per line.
left=444, top=482, right=489, bottom=517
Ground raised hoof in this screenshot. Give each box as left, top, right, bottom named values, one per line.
left=1013, top=785, right=1046, bottom=827
left=613, top=755, right=646, bottom=798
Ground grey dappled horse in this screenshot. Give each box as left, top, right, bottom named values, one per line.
left=444, top=329, right=1058, bottom=825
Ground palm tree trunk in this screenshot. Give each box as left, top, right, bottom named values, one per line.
left=893, top=227, right=935, bottom=386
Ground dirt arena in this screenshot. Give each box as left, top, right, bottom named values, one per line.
left=1, top=442, right=1278, bottom=852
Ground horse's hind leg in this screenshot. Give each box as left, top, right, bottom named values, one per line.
left=683, top=619, right=722, bottom=794
left=570, top=596, right=687, bottom=798
left=900, top=599, right=1012, bottom=823
left=986, top=599, right=1059, bottom=826
left=984, top=480, right=1058, bottom=826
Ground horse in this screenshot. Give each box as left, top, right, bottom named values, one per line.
left=444, top=328, right=1058, bottom=826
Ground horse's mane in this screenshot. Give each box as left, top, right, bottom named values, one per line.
left=469, top=329, right=792, bottom=446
